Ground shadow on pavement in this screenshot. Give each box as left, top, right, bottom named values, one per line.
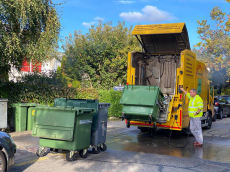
left=8, top=140, right=52, bottom=172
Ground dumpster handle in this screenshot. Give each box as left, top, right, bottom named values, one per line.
left=82, top=109, right=95, bottom=113
left=79, top=120, right=92, bottom=125
left=101, top=121, right=107, bottom=123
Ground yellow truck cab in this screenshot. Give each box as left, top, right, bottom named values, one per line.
left=120, top=23, right=214, bottom=131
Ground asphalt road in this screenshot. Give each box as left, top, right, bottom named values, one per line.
left=8, top=116, right=230, bottom=172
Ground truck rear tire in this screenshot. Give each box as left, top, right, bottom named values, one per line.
left=205, top=113, right=212, bottom=129
left=138, top=127, right=149, bottom=132
left=212, top=113, right=217, bottom=122
left=218, top=110, right=223, bottom=119
left=227, top=113, right=230, bottom=117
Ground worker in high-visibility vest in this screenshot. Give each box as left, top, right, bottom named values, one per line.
left=180, top=88, right=203, bottom=146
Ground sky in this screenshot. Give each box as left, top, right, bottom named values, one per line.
left=53, top=0, right=229, bottom=51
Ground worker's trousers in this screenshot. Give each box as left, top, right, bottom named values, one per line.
left=190, top=117, right=203, bottom=144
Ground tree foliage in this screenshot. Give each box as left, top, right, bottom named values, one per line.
left=193, top=48, right=229, bottom=86
left=195, top=0, right=230, bottom=81
left=62, top=21, right=141, bottom=89
left=0, top=0, right=61, bottom=81
left=20, top=70, right=66, bottom=87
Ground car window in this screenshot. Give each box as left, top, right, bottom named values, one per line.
left=223, top=97, right=230, bottom=103
left=220, top=98, right=226, bottom=103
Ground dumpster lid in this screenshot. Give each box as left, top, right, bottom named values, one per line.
left=12, top=103, right=37, bottom=107
left=120, top=85, right=164, bottom=106
left=54, top=98, right=99, bottom=110
left=0, top=99, right=8, bottom=102
left=132, top=23, right=190, bottom=55
left=35, top=106, right=95, bottom=115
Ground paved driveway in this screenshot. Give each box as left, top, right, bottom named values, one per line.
left=8, top=117, right=230, bottom=172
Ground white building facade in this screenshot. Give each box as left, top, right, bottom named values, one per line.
left=9, top=53, right=63, bottom=82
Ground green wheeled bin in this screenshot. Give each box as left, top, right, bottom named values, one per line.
left=90, top=103, right=110, bottom=154
left=27, top=104, right=47, bottom=131
left=120, top=85, right=165, bottom=128
left=32, top=106, right=95, bottom=161
left=54, top=98, right=110, bottom=154
left=12, top=103, right=37, bottom=132
left=54, top=99, right=100, bottom=130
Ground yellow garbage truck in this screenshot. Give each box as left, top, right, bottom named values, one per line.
left=120, top=23, right=214, bottom=131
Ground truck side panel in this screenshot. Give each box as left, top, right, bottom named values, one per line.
left=180, top=50, right=196, bottom=128
left=195, top=61, right=208, bottom=113
left=127, top=52, right=136, bottom=85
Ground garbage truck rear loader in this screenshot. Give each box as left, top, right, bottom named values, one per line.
left=120, top=23, right=214, bottom=131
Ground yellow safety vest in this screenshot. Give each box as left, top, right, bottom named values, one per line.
left=186, top=93, right=203, bottom=118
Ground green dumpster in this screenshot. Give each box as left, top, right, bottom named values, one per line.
left=54, top=98, right=99, bottom=130
left=27, top=104, right=46, bottom=131
left=120, top=85, right=165, bottom=124
left=32, top=106, right=95, bottom=161
left=12, top=103, right=37, bottom=132
left=54, top=98, right=111, bottom=153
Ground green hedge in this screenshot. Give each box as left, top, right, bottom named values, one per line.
left=98, top=89, right=123, bottom=118
left=76, top=88, right=99, bottom=99
left=0, top=82, right=76, bottom=104
left=0, top=82, right=77, bottom=124
left=0, top=82, right=123, bottom=125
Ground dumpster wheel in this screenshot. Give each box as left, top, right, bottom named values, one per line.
left=126, top=120, right=130, bottom=128
left=36, top=148, right=46, bottom=157
left=92, top=146, right=100, bottom=154
left=79, top=149, right=88, bottom=158
left=10, top=127, right=15, bottom=132
left=100, top=143, right=107, bottom=151
left=50, top=148, right=59, bottom=153
left=66, top=152, right=76, bottom=161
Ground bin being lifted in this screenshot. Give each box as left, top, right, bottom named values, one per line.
left=32, top=106, right=95, bottom=161
left=120, top=85, right=167, bottom=128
